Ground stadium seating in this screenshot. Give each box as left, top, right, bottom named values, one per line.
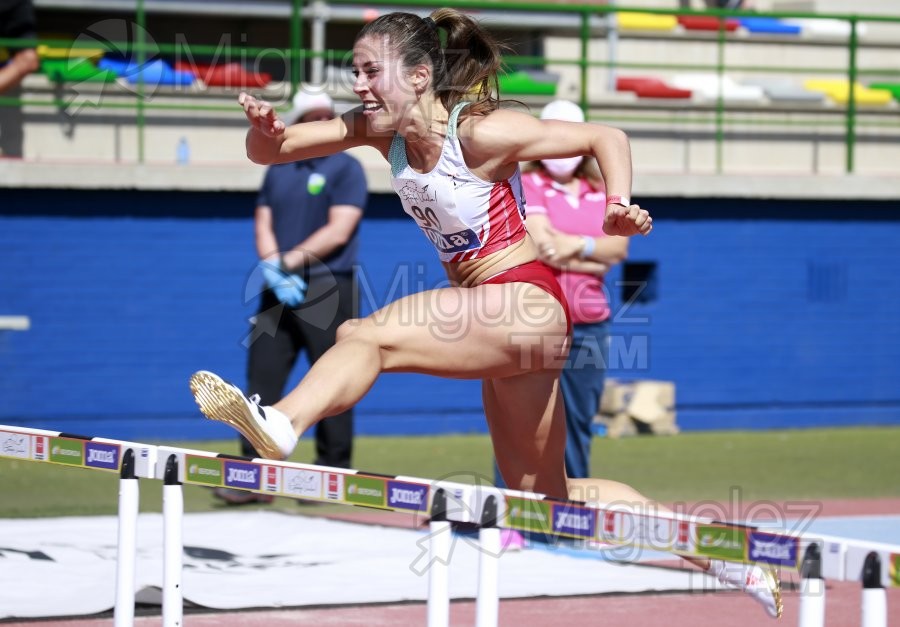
left=803, top=79, right=893, bottom=106
left=174, top=62, right=271, bottom=88
left=99, top=58, right=195, bottom=87
left=616, top=76, right=692, bottom=99
left=677, top=15, right=739, bottom=32
left=616, top=12, right=678, bottom=32
left=37, top=44, right=105, bottom=62
left=737, top=17, right=801, bottom=35
left=670, top=73, right=766, bottom=103
left=740, top=78, right=825, bottom=104
left=869, top=82, right=900, bottom=102
left=499, top=69, right=557, bottom=96
left=41, top=59, right=117, bottom=84
left=784, top=18, right=868, bottom=39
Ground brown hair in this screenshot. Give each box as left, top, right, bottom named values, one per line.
left=355, top=8, right=505, bottom=119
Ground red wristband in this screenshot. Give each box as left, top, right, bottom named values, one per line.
left=607, top=194, right=630, bottom=207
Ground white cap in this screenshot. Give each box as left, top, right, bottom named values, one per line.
left=540, top=99, right=585, bottom=123
left=286, top=85, right=334, bottom=124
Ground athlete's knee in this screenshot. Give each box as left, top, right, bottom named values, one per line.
left=335, top=318, right=365, bottom=343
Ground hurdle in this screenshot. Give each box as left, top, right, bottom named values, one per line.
left=1, top=423, right=897, bottom=627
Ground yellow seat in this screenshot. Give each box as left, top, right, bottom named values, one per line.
left=803, top=79, right=893, bottom=106
left=616, top=12, right=678, bottom=32
left=37, top=44, right=105, bottom=62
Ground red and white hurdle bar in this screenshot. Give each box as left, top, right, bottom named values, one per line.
left=2, top=424, right=897, bottom=627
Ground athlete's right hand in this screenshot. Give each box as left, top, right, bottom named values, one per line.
left=238, top=91, right=286, bottom=137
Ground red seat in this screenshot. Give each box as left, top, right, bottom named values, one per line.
left=616, top=76, right=693, bottom=99
left=617, top=76, right=656, bottom=92
left=677, top=15, right=739, bottom=31
left=634, top=83, right=692, bottom=99
left=174, top=61, right=270, bottom=88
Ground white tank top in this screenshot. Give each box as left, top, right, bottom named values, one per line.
left=389, top=102, right=527, bottom=263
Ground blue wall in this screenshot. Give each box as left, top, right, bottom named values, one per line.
left=1, top=190, right=898, bottom=441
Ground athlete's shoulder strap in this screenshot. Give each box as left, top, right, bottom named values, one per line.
left=447, top=101, right=470, bottom=141
left=387, top=132, right=408, bottom=178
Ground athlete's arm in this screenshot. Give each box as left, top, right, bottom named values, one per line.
left=239, top=92, right=390, bottom=164
left=472, top=110, right=650, bottom=237
left=467, top=109, right=633, bottom=203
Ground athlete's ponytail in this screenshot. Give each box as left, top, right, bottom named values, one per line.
left=429, top=8, right=503, bottom=118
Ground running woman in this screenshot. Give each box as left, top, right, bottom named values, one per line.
left=190, top=9, right=780, bottom=618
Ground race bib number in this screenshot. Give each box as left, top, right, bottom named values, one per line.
left=410, top=205, right=479, bottom=253
left=396, top=179, right=482, bottom=254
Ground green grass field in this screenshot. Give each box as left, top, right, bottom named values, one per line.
left=1, top=427, right=897, bottom=518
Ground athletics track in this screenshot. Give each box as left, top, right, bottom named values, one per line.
left=1, top=498, right=897, bottom=627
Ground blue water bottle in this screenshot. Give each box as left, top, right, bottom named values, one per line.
left=176, top=136, right=191, bottom=165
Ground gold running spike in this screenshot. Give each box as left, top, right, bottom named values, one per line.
left=189, top=371, right=283, bottom=459
left=764, top=567, right=783, bottom=619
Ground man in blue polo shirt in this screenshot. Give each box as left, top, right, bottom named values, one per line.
left=214, top=87, right=368, bottom=505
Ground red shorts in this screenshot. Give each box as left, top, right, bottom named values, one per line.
left=481, top=260, right=572, bottom=335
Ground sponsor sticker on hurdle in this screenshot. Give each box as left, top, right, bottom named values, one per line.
left=599, top=509, right=623, bottom=543
left=387, top=480, right=429, bottom=512
left=552, top=503, right=597, bottom=539
left=696, top=524, right=747, bottom=561
left=49, top=437, right=84, bottom=466
left=283, top=468, right=322, bottom=500
left=263, top=465, right=281, bottom=493
left=33, top=435, right=47, bottom=461
left=223, top=460, right=261, bottom=490
left=619, top=511, right=675, bottom=551
left=186, top=455, right=224, bottom=486
left=84, top=441, right=121, bottom=471
left=747, top=531, right=799, bottom=568
left=345, top=475, right=387, bottom=507
left=325, top=472, right=344, bottom=501
left=674, top=519, right=695, bottom=552
left=0, top=430, right=30, bottom=460
left=505, top=497, right=552, bottom=535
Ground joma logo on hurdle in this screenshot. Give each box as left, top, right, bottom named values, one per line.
left=88, top=449, right=114, bottom=463
left=227, top=468, right=258, bottom=484
left=224, top=462, right=261, bottom=488
left=387, top=481, right=428, bottom=511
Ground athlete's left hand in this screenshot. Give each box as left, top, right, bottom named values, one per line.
left=603, top=203, right=653, bottom=237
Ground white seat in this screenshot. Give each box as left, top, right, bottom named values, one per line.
left=670, top=73, right=766, bottom=103
left=783, top=18, right=868, bottom=39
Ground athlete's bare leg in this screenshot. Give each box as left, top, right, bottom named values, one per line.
left=483, top=371, right=568, bottom=498
left=274, top=282, right=570, bottom=436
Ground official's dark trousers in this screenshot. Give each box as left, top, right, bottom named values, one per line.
left=243, top=272, right=357, bottom=468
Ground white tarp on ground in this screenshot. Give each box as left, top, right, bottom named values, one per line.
left=0, top=511, right=717, bottom=619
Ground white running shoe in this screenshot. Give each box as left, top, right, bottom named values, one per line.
left=189, top=370, right=297, bottom=460
left=710, top=559, right=783, bottom=619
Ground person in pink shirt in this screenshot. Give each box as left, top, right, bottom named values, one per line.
left=520, top=99, right=630, bottom=480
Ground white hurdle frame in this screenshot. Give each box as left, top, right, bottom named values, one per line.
left=113, top=449, right=139, bottom=627
left=162, top=455, right=184, bottom=627
left=2, top=424, right=898, bottom=627
left=798, top=544, right=826, bottom=627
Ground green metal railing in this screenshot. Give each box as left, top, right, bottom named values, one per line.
left=1, top=0, right=899, bottom=172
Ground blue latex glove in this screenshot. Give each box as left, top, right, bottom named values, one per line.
left=259, top=258, right=307, bottom=307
